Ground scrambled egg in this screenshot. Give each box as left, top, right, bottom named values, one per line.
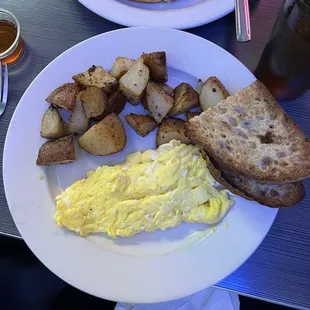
left=54, top=140, right=233, bottom=238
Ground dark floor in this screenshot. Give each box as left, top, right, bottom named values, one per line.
left=0, top=235, right=291, bottom=310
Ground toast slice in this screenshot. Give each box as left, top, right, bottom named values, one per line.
left=200, top=149, right=252, bottom=201
left=222, top=170, right=305, bottom=208
left=186, top=80, right=310, bottom=183
left=201, top=150, right=305, bottom=207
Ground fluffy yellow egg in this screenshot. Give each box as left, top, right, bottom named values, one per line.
left=54, top=140, right=233, bottom=238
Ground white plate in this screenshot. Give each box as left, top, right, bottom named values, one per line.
left=3, top=28, right=277, bottom=303
left=78, top=0, right=234, bottom=29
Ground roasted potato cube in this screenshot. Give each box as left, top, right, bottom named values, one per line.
left=186, top=111, right=201, bottom=121
left=125, top=114, right=158, bottom=137
left=68, top=92, right=90, bottom=134
left=142, top=82, right=173, bottom=110
left=93, top=89, right=127, bottom=121
left=40, top=106, right=67, bottom=139
left=72, top=65, right=118, bottom=93
left=169, top=83, right=199, bottom=116
left=156, top=118, right=191, bottom=147
left=36, top=135, right=75, bottom=166
left=142, top=51, right=168, bottom=82
left=46, top=83, right=80, bottom=111
left=146, top=82, right=174, bottom=123
left=154, top=82, right=174, bottom=96
left=119, top=60, right=149, bottom=105
left=110, top=57, right=136, bottom=79
left=80, top=86, right=107, bottom=119
left=199, top=76, right=230, bottom=110
left=78, top=113, right=126, bottom=155
left=142, top=95, right=149, bottom=110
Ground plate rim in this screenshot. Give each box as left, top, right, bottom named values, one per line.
left=3, top=27, right=278, bottom=303
left=78, top=0, right=234, bottom=29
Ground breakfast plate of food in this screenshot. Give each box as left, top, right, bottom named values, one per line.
left=4, top=27, right=310, bottom=303
left=78, top=0, right=234, bottom=29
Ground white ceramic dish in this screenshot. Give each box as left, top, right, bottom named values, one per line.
left=78, top=0, right=234, bottom=29
left=3, top=28, right=278, bottom=303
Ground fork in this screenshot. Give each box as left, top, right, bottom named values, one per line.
left=0, top=61, right=9, bottom=116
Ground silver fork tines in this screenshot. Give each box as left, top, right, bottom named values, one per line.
left=0, top=62, right=9, bottom=116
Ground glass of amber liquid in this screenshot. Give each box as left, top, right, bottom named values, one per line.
left=0, top=9, right=23, bottom=64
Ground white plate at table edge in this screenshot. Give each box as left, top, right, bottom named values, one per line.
left=78, top=0, right=234, bottom=29
left=3, top=27, right=278, bottom=303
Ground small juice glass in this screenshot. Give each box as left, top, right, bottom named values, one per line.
left=0, top=9, right=23, bottom=64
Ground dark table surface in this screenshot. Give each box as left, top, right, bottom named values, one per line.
left=1, top=0, right=310, bottom=309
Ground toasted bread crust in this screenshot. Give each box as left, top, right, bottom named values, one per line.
left=200, top=149, right=253, bottom=201
left=201, top=150, right=305, bottom=207
left=223, top=170, right=305, bottom=207
left=186, top=80, right=310, bottom=183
